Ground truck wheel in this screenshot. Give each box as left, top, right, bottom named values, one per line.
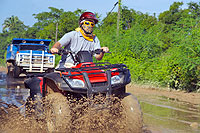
left=121, top=93, right=143, bottom=133
left=13, top=66, right=21, bottom=78
left=45, top=93, right=71, bottom=132
left=46, top=68, right=54, bottom=73
left=7, top=62, right=14, bottom=77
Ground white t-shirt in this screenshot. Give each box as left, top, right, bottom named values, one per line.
left=58, top=31, right=101, bottom=67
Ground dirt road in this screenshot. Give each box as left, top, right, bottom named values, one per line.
left=127, top=84, right=200, bottom=105
left=0, top=66, right=7, bottom=72
left=127, top=84, right=200, bottom=133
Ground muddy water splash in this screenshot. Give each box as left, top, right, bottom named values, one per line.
left=0, top=87, right=46, bottom=132
left=68, top=95, right=127, bottom=132
left=0, top=92, right=138, bottom=133
left=0, top=104, right=47, bottom=132
left=0, top=74, right=143, bottom=133
left=2, top=82, right=200, bottom=133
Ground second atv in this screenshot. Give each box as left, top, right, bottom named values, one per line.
left=24, top=49, right=143, bottom=132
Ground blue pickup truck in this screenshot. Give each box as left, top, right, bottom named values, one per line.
left=6, top=38, right=55, bottom=78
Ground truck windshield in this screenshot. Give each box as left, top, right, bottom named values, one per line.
left=20, top=45, right=46, bottom=51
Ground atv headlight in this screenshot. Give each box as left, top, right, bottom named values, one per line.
left=111, top=75, right=123, bottom=85
left=66, top=78, right=85, bottom=88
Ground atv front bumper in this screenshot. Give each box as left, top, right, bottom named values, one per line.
left=43, top=65, right=131, bottom=97
left=61, top=71, right=130, bottom=97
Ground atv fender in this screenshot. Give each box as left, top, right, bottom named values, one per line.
left=43, top=72, right=63, bottom=94
left=124, top=69, right=131, bottom=84
left=24, top=77, right=44, bottom=100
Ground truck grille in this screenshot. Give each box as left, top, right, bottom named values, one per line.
left=16, top=51, right=55, bottom=72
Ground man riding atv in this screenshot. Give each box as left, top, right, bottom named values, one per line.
left=24, top=11, right=143, bottom=133
left=51, top=12, right=109, bottom=68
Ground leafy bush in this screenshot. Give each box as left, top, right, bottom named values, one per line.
left=0, top=2, right=199, bottom=91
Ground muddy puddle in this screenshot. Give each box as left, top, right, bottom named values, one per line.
left=0, top=75, right=200, bottom=132
left=136, top=94, right=200, bottom=133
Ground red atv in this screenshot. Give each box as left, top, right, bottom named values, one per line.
left=24, top=49, right=143, bottom=132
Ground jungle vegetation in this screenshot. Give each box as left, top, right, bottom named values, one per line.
left=0, top=2, right=199, bottom=92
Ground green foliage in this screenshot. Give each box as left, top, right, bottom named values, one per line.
left=0, top=2, right=199, bottom=91
left=2, top=15, right=27, bottom=32
left=159, top=2, right=185, bottom=25
left=99, top=2, right=200, bottom=91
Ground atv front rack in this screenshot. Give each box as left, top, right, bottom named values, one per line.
left=55, top=62, right=130, bottom=97
left=55, top=62, right=127, bottom=73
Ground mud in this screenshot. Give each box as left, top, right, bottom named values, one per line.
left=0, top=93, right=143, bottom=133
left=0, top=107, right=47, bottom=132
left=67, top=95, right=127, bottom=132
left=1, top=67, right=200, bottom=132
left=0, top=66, right=7, bottom=72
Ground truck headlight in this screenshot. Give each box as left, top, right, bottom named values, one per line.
left=66, top=78, right=85, bottom=88
left=111, top=75, right=123, bottom=85
left=19, top=55, right=23, bottom=61
left=49, top=56, right=54, bottom=63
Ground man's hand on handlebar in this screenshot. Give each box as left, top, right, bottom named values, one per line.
left=50, top=47, right=59, bottom=53
left=101, top=47, right=109, bottom=53
left=50, top=42, right=62, bottom=54
left=95, top=47, right=110, bottom=61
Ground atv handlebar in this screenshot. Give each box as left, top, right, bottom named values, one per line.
left=49, top=48, right=111, bottom=55
left=92, top=49, right=111, bottom=54
left=48, top=48, right=71, bottom=55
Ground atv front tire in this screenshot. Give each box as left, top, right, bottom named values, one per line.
left=46, top=93, right=71, bottom=132
left=121, top=93, right=143, bottom=133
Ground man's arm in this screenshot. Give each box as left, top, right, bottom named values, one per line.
left=95, top=47, right=109, bottom=61
left=50, top=42, right=62, bottom=53
left=50, top=32, right=74, bottom=53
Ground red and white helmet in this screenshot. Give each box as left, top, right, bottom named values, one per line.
left=79, top=12, right=98, bottom=24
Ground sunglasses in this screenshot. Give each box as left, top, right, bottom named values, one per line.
left=83, top=21, right=95, bottom=27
